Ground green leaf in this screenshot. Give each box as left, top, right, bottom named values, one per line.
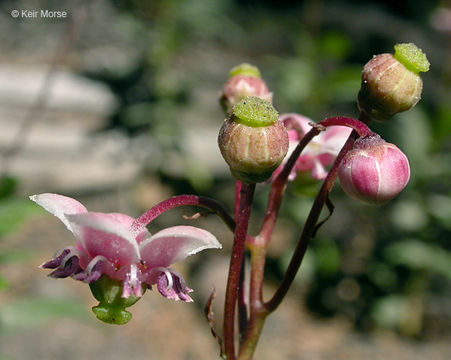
left=276, top=58, right=315, bottom=104
left=0, top=197, right=42, bottom=238
left=389, top=200, right=428, bottom=232
left=0, top=298, right=88, bottom=334
left=0, top=176, right=18, bottom=199
left=319, top=31, right=352, bottom=60
left=384, top=239, right=451, bottom=281
left=371, top=295, right=407, bottom=328
left=184, top=158, right=213, bottom=192
left=0, top=249, right=31, bottom=264
left=394, top=107, right=431, bottom=169
left=427, top=194, right=451, bottom=230
left=322, top=66, right=361, bottom=102
left=0, top=275, right=8, bottom=291
left=313, top=239, right=341, bottom=276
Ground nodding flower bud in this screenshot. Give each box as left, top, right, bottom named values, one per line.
left=220, top=63, right=273, bottom=115
left=338, top=134, right=410, bottom=204
left=358, top=43, right=430, bottom=122
left=218, top=96, right=288, bottom=183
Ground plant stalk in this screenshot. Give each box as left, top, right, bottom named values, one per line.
left=131, top=195, right=235, bottom=234
left=223, top=183, right=256, bottom=360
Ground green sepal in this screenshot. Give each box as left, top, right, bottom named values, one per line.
left=229, top=63, right=261, bottom=78
left=232, top=96, right=278, bottom=128
left=89, top=275, right=146, bottom=325
left=92, top=304, right=132, bottom=325
left=394, top=43, right=430, bottom=74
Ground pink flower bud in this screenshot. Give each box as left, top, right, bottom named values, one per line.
left=338, top=134, right=410, bottom=204
left=220, top=63, right=273, bottom=115
left=358, top=43, right=429, bottom=122
left=218, top=96, right=288, bottom=183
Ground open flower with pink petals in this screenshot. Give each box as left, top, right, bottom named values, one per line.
left=273, top=113, right=352, bottom=182
left=30, top=193, right=221, bottom=323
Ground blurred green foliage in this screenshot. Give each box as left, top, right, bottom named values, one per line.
left=0, top=175, right=87, bottom=354
left=0, top=196, right=41, bottom=239
left=0, top=298, right=87, bottom=335
left=0, top=176, right=41, bottom=296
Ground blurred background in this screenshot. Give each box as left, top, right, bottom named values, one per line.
left=0, top=0, right=450, bottom=359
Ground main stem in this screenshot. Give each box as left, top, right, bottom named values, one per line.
left=223, top=182, right=256, bottom=360
left=235, top=180, right=249, bottom=339
left=237, top=125, right=322, bottom=359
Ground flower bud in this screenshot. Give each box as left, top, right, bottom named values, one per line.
left=358, top=43, right=430, bottom=122
left=220, top=63, right=273, bottom=115
left=338, top=134, right=410, bottom=204
left=89, top=275, right=146, bottom=325
left=218, top=96, right=288, bottom=183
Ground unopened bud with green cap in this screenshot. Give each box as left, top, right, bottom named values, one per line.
left=358, top=43, right=430, bottom=122
left=220, top=63, right=273, bottom=115
left=218, top=96, right=288, bottom=183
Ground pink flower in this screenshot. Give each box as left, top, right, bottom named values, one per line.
left=338, top=134, right=410, bottom=204
left=220, top=75, right=273, bottom=115
left=30, top=193, right=221, bottom=302
left=274, top=113, right=352, bottom=181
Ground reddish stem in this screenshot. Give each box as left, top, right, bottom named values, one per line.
left=238, top=124, right=323, bottom=359
left=264, top=113, right=372, bottom=312
left=254, top=115, right=371, bottom=246
left=235, top=180, right=242, bottom=222
left=130, top=195, right=235, bottom=233
left=264, top=134, right=356, bottom=312
left=223, top=183, right=256, bottom=360
left=235, top=180, right=249, bottom=339
left=319, top=116, right=372, bottom=137
left=260, top=130, right=317, bottom=242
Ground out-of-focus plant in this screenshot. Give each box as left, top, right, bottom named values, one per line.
left=30, top=38, right=439, bottom=359
left=0, top=176, right=88, bottom=347
left=0, top=176, right=37, bottom=290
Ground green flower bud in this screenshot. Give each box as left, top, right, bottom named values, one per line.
left=358, top=43, right=429, bottom=122
left=220, top=63, right=272, bottom=115
left=228, top=63, right=262, bottom=78
left=89, top=275, right=146, bottom=325
left=218, top=96, right=289, bottom=183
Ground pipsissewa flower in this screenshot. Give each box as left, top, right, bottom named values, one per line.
left=272, top=113, right=352, bottom=182
left=30, top=193, right=221, bottom=324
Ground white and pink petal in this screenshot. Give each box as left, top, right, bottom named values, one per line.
left=30, top=193, right=88, bottom=233
left=66, top=212, right=140, bottom=268
left=139, top=225, right=221, bottom=269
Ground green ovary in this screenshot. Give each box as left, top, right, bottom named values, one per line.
left=232, top=96, right=278, bottom=127
left=394, top=43, right=430, bottom=74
